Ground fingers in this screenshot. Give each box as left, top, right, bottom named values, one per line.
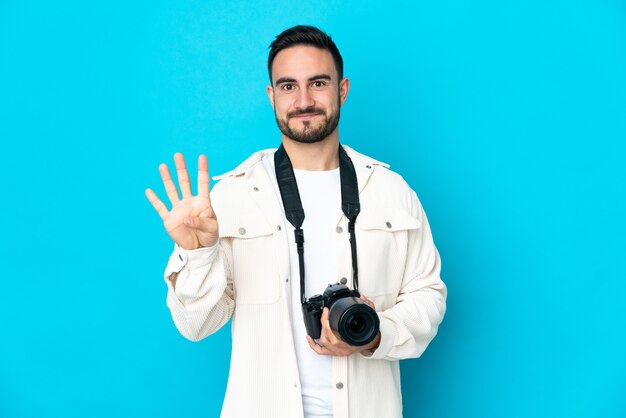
left=174, top=152, right=193, bottom=199
left=307, top=336, right=331, bottom=356
left=159, top=163, right=180, bottom=206
left=156, top=153, right=210, bottom=204
left=197, top=154, right=211, bottom=200
left=308, top=309, right=357, bottom=357
left=360, top=295, right=375, bottom=309
left=145, top=188, right=169, bottom=220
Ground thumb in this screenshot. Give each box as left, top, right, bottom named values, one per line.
left=199, top=207, right=216, bottom=218
left=183, top=215, right=214, bottom=232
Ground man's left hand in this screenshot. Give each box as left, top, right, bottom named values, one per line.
left=306, top=295, right=381, bottom=357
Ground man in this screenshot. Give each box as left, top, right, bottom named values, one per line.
left=145, top=25, right=446, bottom=418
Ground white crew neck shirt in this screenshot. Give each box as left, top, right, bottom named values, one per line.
left=262, top=153, right=340, bottom=418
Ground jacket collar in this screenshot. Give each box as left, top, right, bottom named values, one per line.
left=213, top=145, right=389, bottom=193
left=212, top=148, right=276, bottom=181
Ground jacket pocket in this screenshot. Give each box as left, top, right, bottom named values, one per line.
left=219, top=212, right=280, bottom=305
left=354, top=209, right=421, bottom=300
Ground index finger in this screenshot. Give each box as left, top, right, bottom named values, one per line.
left=360, top=295, right=375, bottom=309
left=198, top=154, right=210, bottom=199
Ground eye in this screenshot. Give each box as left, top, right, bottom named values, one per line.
left=281, top=84, right=294, bottom=91
left=311, top=80, right=326, bottom=88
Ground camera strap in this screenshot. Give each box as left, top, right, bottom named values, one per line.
left=274, top=143, right=361, bottom=305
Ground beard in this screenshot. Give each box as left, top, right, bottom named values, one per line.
left=275, top=103, right=340, bottom=144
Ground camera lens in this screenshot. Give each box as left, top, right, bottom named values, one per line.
left=329, top=297, right=380, bottom=346
left=347, top=314, right=367, bottom=334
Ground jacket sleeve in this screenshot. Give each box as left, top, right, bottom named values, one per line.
left=164, top=241, right=235, bottom=342
left=361, top=189, right=447, bottom=360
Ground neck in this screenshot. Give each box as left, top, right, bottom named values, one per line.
left=281, top=132, right=340, bottom=171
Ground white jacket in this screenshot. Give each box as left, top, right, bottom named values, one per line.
left=163, top=146, right=447, bottom=418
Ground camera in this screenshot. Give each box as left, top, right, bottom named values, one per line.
left=302, top=283, right=380, bottom=346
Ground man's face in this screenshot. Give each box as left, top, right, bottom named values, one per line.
left=267, top=45, right=349, bottom=144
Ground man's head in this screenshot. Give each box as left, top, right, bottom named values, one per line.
left=266, top=26, right=349, bottom=144
left=267, top=25, right=344, bottom=84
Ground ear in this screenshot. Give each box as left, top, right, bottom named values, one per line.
left=266, top=84, right=275, bottom=109
left=339, top=77, right=350, bottom=106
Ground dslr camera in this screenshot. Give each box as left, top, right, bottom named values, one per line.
left=302, top=283, right=380, bottom=346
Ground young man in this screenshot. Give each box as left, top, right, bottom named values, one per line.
left=145, top=25, right=446, bottom=418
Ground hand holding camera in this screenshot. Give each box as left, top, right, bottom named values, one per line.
left=306, top=294, right=380, bottom=357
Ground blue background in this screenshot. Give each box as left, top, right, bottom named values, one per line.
left=1, top=1, right=624, bottom=417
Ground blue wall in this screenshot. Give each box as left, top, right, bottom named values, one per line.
left=1, top=1, right=624, bottom=417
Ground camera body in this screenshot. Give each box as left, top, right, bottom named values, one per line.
left=302, top=283, right=380, bottom=347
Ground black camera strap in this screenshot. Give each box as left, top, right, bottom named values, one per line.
left=274, top=143, right=361, bottom=305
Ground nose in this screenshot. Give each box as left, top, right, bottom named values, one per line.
left=295, top=86, right=315, bottom=110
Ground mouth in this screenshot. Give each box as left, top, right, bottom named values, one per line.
left=291, top=113, right=322, bottom=120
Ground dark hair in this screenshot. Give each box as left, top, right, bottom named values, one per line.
left=268, top=25, right=344, bottom=83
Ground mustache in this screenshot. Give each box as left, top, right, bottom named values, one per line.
left=287, top=107, right=325, bottom=118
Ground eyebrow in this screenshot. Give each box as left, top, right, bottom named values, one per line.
left=274, top=74, right=332, bottom=86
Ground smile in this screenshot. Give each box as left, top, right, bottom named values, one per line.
left=291, top=113, right=321, bottom=120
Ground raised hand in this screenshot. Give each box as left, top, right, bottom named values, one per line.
left=145, top=153, right=219, bottom=250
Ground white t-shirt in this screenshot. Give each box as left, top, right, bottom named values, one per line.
left=262, top=153, right=340, bottom=418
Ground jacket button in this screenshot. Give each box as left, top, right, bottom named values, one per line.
left=238, top=228, right=246, bottom=235
left=253, top=187, right=259, bottom=192
left=336, top=382, right=344, bottom=389
left=336, top=226, right=343, bottom=234
left=277, top=225, right=282, bottom=231
left=340, top=277, right=347, bottom=285
left=366, top=165, right=372, bottom=169
left=386, top=222, right=392, bottom=229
